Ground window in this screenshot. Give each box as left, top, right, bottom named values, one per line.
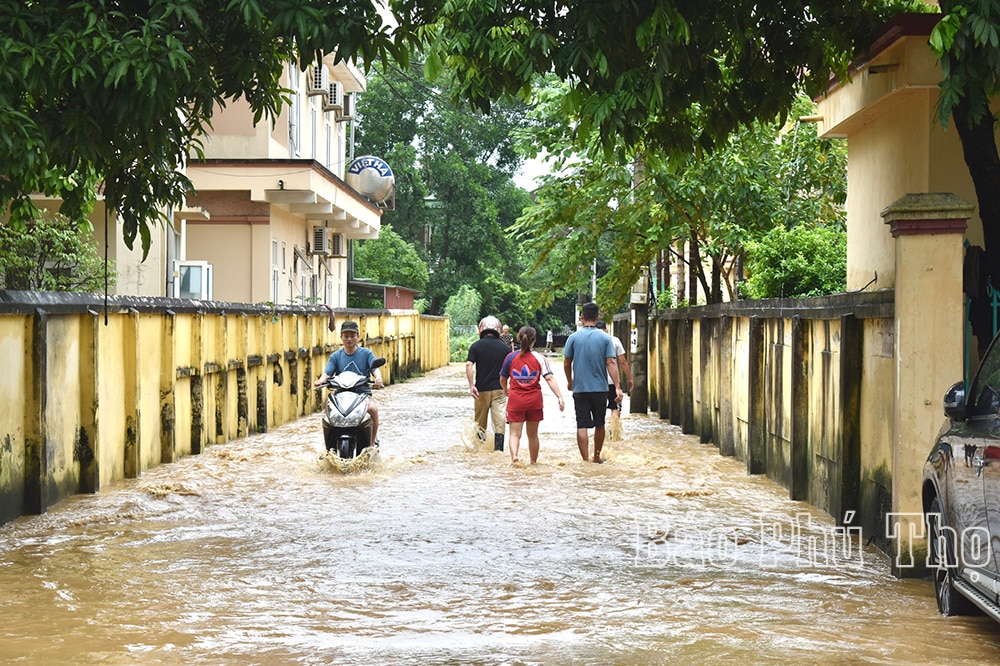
left=288, top=65, right=301, bottom=157
left=174, top=261, right=213, bottom=300
left=311, top=107, right=318, bottom=160
left=326, top=118, right=332, bottom=171
left=271, top=239, right=279, bottom=302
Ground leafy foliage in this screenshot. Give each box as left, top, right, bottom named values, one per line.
left=512, top=92, right=848, bottom=312
left=932, top=1, right=995, bottom=130
left=353, top=224, right=429, bottom=292
left=409, top=0, right=908, bottom=156
left=0, top=0, right=410, bottom=257
left=449, top=331, right=478, bottom=363
left=354, top=61, right=538, bottom=317
left=444, top=284, right=482, bottom=334
left=0, top=0, right=924, bottom=281
left=741, top=224, right=847, bottom=299
left=0, top=213, right=116, bottom=292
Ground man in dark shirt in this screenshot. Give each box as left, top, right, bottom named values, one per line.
left=466, top=316, right=512, bottom=451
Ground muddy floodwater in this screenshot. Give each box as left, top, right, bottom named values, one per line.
left=3, top=361, right=1000, bottom=665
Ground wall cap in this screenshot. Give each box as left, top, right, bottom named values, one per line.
left=881, top=192, right=975, bottom=220
left=881, top=193, right=974, bottom=237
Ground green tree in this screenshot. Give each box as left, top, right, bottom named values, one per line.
left=444, top=284, right=482, bottom=333
left=413, top=0, right=909, bottom=154
left=3, top=0, right=922, bottom=272
left=353, top=224, right=429, bottom=293
left=513, top=91, right=847, bottom=312
left=741, top=224, right=847, bottom=299
left=354, top=62, right=533, bottom=314
left=0, top=213, right=116, bottom=292
left=0, top=0, right=409, bottom=256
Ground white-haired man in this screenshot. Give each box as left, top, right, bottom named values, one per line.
left=466, top=316, right=512, bottom=451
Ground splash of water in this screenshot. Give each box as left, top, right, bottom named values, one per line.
left=607, top=411, right=623, bottom=441
left=318, top=445, right=382, bottom=474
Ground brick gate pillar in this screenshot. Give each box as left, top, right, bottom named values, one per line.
left=881, top=192, right=972, bottom=575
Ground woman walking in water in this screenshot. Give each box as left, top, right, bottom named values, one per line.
left=500, top=326, right=565, bottom=464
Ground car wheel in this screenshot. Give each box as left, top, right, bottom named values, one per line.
left=927, top=496, right=976, bottom=616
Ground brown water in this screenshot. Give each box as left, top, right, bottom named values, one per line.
left=3, top=362, right=1000, bottom=665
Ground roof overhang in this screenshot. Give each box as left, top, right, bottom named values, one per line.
left=187, top=159, right=381, bottom=239
left=815, top=13, right=943, bottom=139
left=322, top=53, right=366, bottom=94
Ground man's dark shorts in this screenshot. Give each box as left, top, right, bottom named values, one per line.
left=573, top=392, right=608, bottom=429
left=606, top=383, right=621, bottom=412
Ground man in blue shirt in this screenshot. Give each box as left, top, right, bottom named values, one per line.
left=314, top=320, right=384, bottom=444
left=563, top=302, right=622, bottom=463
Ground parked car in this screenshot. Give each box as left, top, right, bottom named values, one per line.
left=923, top=333, right=1000, bottom=622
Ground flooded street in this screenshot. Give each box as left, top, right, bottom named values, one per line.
left=3, top=361, right=1000, bottom=665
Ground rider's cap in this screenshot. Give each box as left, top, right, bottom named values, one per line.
left=340, top=321, right=360, bottom=334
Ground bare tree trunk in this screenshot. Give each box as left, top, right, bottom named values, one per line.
left=710, top=257, right=721, bottom=304
left=674, top=240, right=686, bottom=305
left=656, top=249, right=670, bottom=305
left=688, top=233, right=700, bottom=305
left=953, top=95, right=1000, bottom=353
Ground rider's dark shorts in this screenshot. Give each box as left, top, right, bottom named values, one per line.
left=573, top=392, right=608, bottom=429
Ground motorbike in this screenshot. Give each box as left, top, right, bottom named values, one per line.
left=319, top=357, right=386, bottom=460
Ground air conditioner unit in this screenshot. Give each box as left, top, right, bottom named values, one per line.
left=337, top=92, right=355, bottom=122
left=324, top=82, right=343, bottom=112
left=307, top=65, right=328, bottom=95
left=310, top=226, right=329, bottom=255
left=330, top=232, right=346, bottom=257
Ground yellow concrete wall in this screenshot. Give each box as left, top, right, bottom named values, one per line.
left=44, top=315, right=86, bottom=501
left=651, top=290, right=895, bottom=551
left=805, top=318, right=843, bottom=514
left=859, top=317, right=897, bottom=547
left=763, top=319, right=794, bottom=486
left=0, top=316, right=29, bottom=521
left=136, top=314, right=163, bottom=471
left=0, top=300, right=449, bottom=525
left=732, top=318, right=751, bottom=462
left=95, top=315, right=125, bottom=487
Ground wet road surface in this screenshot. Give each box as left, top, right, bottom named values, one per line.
left=2, top=361, right=1000, bottom=664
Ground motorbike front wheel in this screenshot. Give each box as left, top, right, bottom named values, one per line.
left=339, top=437, right=354, bottom=460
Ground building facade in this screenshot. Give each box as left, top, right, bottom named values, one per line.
left=180, top=55, right=382, bottom=307
left=44, top=55, right=384, bottom=305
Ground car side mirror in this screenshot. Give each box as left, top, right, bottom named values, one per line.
left=943, top=381, right=967, bottom=421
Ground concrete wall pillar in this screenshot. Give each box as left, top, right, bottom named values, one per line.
left=881, top=192, right=972, bottom=574
left=629, top=267, right=649, bottom=414
left=629, top=304, right=649, bottom=414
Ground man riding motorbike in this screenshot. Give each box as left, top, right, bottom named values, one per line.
left=314, top=320, right=384, bottom=446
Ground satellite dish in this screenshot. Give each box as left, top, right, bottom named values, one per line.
left=346, top=156, right=395, bottom=204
